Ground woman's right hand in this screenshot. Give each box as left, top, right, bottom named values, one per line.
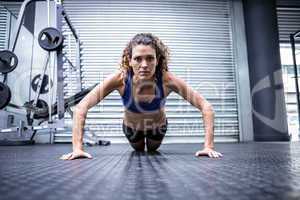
left=59, top=149, right=92, bottom=160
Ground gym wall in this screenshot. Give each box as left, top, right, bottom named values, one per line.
left=0, top=0, right=298, bottom=143
left=277, top=1, right=300, bottom=43
left=0, top=6, right=7, bottom=50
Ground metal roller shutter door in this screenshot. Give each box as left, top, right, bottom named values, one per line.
left=0, top=2, right=23, bottom=49
left=0, top=1, right=21, bottom=17
left=0, top=5, right=7, bottom=50
left=56, top=0, right=240, bottom=143
left=277, top=6, right=300, bottom=43
left=0, top=1, right=22, bottom=50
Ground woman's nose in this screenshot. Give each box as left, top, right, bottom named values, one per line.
left=141, top=59, right=148, bottom=67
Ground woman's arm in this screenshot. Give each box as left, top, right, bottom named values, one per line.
left=164, top=71, right=222, bottom=158
left=60, top=70, right=124, bottom=160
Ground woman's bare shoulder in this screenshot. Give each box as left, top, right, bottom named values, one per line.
left=107, top=69, right=127, bottom=86
left=162, top=71, right=178, bottom=95
left=163, top=71, right=178, bottom=85
left=111, top=68, right=128, bottom=95
left=162, top=70, right=188, bottom=93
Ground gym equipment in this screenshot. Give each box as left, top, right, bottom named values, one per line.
left=0, top=84, right=99, bottom=146
left=0, top=83, right=11, bottom=109
left=33, top=84, right=97, bottom=119
left=24, top=99, right=49, bottom=120
left=0, top=50, right=18, bottom=74
left=31, top=74, right=52, bottom=94
left=290, top=30, right=300, bottom=127
left=98, top=140, right=111, bottom=146
left=38, top=27, right=64, bottom=51
left=0, top=0, right=107, bottom=147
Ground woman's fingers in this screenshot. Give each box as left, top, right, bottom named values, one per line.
left=209, top=151, right=223, bottom=158
left=216, top=152, right=223, bottom=157
left=83, top=152, right=93, bottom=159
left=195, top=150, right=205, bottom=156
left=68, top=153, right=77, bottom=160
left=60, top=153, right=73, bottom=160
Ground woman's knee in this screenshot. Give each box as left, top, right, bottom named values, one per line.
left=146, top=139, right=162, bottom=152
left=130, top=140, right=145, bottom=151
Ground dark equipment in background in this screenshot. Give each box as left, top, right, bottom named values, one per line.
left=0, top=50, right=18, bottom=74
left=38, top=27, right=64, bottom=51
left=31, top=74, right=53, bottom=94
left=290, top=30, right=300, bottom=129
left=0, top=83, right=11, bottom=109
left=0, top=0, right=110, bottom=146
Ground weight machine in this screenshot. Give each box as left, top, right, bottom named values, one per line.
left=0, top=0, right=106, bottom=146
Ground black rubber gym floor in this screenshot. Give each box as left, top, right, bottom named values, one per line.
left=1, top=142, right=300, bottom=200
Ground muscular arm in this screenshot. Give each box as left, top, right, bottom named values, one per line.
left=72, top=71, right=124, bottom=151
left=164, top=71, right=215, bottom=149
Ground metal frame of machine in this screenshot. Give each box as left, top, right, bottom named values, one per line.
left=0, top=0, right=83, bottom=145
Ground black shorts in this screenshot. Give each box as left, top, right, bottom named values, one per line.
left=122, top=120, right=168, bottom=143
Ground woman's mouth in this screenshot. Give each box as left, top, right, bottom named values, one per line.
left=139, top=71, right=149, bottom=75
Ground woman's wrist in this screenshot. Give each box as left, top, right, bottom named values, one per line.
left=73, top=144, right=83, bottom=152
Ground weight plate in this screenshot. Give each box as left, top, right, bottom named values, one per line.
left=31, top=74, right=53, bottom=94
left=24, top=99, right=49, bottom=119
left=38, top=27, right=64, bottom=51
left=0, top=50, right=18, bottom=74
left=0, top=82, right=12, bottom=109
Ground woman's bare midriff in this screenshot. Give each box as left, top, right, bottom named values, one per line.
left=123, top=108, right=166, bottom=131
left=118, top=70, right=171, bottom=131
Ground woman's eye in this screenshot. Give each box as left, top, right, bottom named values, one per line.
left=133, top=56, right=154, bottom=63
left=134, top=57, right=141, bottom=62
left=147, top=57, right=154, bottom=62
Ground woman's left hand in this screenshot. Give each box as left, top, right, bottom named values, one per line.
left=195, top=147, right=223, bottom=158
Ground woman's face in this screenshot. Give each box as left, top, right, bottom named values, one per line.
left=129, top=44, right=158, bottom=81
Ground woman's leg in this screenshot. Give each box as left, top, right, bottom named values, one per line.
left=146, top=138, right=163, bottom=152
left=145, top=121, right=167, bottom=152
left=122, top=123, right=145, bottom=151
left=129, top=139, right=145, bottom=151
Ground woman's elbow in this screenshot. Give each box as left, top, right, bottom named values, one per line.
left=202, top=102, right=214, bottom=116
left=74, top=104, right=88, bottom=119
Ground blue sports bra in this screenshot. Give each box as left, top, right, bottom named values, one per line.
left=121, top=69, right=166, bottom=113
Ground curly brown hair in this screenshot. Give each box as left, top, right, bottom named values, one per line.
left=120, top=33, right=170, bottom=75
